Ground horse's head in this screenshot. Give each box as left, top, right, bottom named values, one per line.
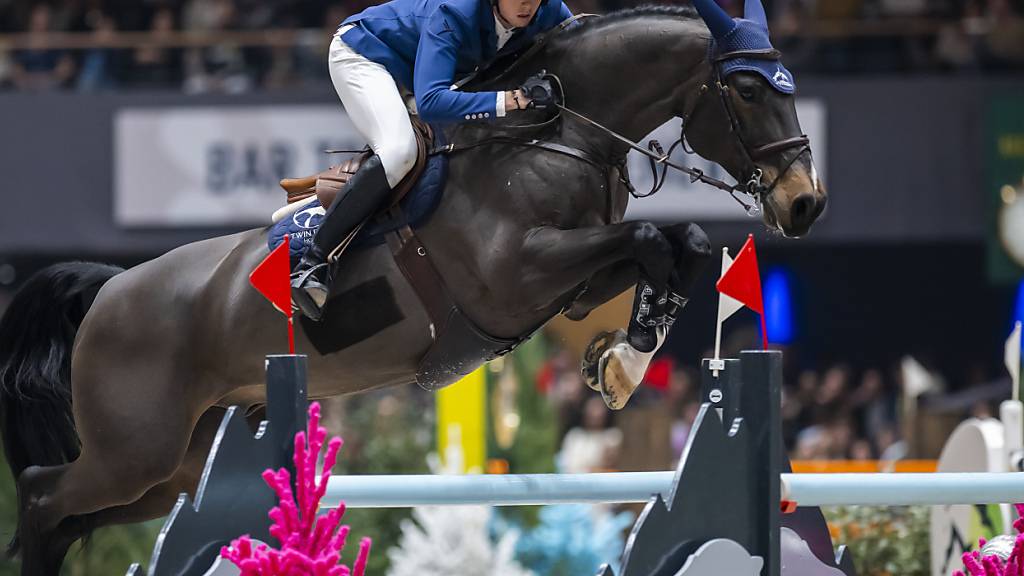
left=684, top=0, right=827, bottom=238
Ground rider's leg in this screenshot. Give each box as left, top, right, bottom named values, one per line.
left=291, top=29, right=418, bottom=320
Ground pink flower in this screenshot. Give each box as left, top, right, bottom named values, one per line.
left=958, top=504, right=1024, bottom=576
left=221, top=402, right=372, bottom=576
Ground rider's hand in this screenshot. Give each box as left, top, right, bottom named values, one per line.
left=519, top=73, right=558, bottom=110
left=504, top=89, right=531, bottom=112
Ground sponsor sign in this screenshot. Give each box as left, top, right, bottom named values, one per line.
left=115, top=105, right=360, bottom=226
left=114, top=100, right=825, bottom=226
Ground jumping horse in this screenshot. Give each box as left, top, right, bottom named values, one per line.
left=0, top=1, right=826, bottom=573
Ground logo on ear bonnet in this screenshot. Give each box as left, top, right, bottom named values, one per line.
left=772, top=66, right=793, bottom=91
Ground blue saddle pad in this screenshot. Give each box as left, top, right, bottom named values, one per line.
left=269, top=129, right=448, bottom=262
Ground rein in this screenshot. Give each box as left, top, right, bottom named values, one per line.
left=435, top=23, right=810, bottom=214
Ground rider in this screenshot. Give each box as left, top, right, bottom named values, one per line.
left=290, top=0, right=573, bottom=320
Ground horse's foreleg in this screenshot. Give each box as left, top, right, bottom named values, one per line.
left=583, top=223, right=711, bottom=409
left=520, top=222, right=675, bottom=409
left=562, top=261, right=639, bottom=321
left=521, top=221, right=674, bottom=302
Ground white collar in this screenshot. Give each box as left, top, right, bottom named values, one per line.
left=493, top=10, right=518, bottom=51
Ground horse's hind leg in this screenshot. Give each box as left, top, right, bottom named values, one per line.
left=17, top=369, right=200, bottom=576
left=24, top=407, right=228, bottom=573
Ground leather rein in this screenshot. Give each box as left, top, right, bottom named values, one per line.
left=436, top=40, right=810, bottom=215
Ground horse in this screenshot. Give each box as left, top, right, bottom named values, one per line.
left=0, top=4, right=826, bottom=574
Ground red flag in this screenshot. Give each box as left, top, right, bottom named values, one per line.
left=715, top=234, right=767, bottom=348
left=250, top=237, right=293, bottom=316
left=715, top=235, right=763, bottom=314
left=249, top=236, right=295, bottom=353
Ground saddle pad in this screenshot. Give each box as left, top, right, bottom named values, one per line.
left=268, top=134, right=448, bottom=263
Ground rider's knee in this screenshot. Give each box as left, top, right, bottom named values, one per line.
left=378, top=137, right=418, bottom=183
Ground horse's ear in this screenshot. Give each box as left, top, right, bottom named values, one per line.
left=743, top=0, right=769, bottom=29
left=691, top=0, right=736, bottom=40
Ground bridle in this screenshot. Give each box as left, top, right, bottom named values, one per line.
left=553, top=47, right=810, bottom=214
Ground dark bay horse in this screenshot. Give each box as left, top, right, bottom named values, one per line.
left=0, top=4, right=826, bottom=574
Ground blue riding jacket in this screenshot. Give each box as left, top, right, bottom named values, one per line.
left=340, top=0, right=571, bottom=124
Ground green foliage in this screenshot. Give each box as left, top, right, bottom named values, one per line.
left=823, top=505, right=931, bottom=576
left=490, top=333, right=559, bottom=475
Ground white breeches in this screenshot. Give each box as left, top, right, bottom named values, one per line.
left=329, top=29, right=418, bottom=188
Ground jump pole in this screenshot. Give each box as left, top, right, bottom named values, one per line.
left=321, top=471, right=1024, bottom=509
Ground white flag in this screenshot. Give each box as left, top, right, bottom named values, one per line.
left=717, top=250, right=744, bottom=325
left=901, top=355, right=938, bottom=400
left=1008, top=322, right=1022, bottom=399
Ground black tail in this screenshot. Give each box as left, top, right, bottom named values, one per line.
left=0, top=262, right=123, bottom=554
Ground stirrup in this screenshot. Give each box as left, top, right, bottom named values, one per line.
left=290, top=262, right=330, bottom=321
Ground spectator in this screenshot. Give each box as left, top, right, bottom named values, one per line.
left=934, top=0, right=982, bottom=70
left=670, top=400, right=700, bottom=466
left=76, top=9, right=124, bottom=91
left=793, top=425, right=828, bottom=460
left=849, top=368, right=896, bottom=445
left=129, top=7, right=183, bottom=88
left=560, top=395, right=622, bottom=474
left=813, top=364, right=851, bottom=422
left=182, top=0, right=252, bottom=93
left=983, top=0, right=1024, bottom=69
left=10, top=4, right=75, bottom=91
left=849, top=438, right=875, bottom=460
left=0, top=48, right=11, bottom=88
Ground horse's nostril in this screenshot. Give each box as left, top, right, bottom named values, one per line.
left=791, top=194, right=815, bottom=225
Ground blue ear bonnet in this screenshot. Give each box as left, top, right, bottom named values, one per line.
left=712, top=19, right=795, bottom=94
left=691, top=0, right=796, bottom=94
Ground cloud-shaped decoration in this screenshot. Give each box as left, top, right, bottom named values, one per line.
left=673, top=539, right=764, bottom=576
left=780, top=528, right=849, bottom=576
left=200, top=554, right=241, bottom=576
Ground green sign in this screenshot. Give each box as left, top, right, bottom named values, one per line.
left=988, top=97, right=1024, bottom=284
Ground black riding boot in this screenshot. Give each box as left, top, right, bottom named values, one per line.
left=291, top=155, right=392, bottom=321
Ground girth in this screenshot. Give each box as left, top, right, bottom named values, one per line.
left=384, top=213, right=533, bottom=391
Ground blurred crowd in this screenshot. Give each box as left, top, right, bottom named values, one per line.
left=0, top=0, right=1021, bottom=93
left=541, top=346, right=922, bottom=474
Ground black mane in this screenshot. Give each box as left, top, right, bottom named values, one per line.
left=558, top=4, right=700, bottom=38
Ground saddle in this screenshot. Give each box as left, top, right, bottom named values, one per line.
left=277, top=116, right=435, bottom=215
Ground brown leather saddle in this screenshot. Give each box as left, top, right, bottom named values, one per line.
left=278, top=116, right=434, bottom=213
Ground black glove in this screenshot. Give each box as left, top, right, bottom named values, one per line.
left=519, top=72, right=558, bottom=110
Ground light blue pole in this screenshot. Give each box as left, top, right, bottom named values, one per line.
left=321, top=472, right=1024, bottom=509
left=785, top=473, right=1024, bottom=506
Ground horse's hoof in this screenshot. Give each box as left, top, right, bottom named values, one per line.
left=597, top=344, right=641, bottom=411
left=581, top=330, right=626, bottom=392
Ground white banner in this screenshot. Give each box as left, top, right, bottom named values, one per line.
left=114, top=100, right=825, bottom=227
left=115, top=105, right=360, bottom=227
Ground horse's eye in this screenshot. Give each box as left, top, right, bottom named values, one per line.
left=738, top=87, right=757, bottom=101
